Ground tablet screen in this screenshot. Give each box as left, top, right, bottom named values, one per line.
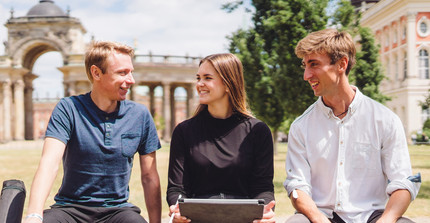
left=178, top=198, right=264, bottom=223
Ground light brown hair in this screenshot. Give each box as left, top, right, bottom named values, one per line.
left=295, top=29, right=356, bottom=75
left=84, top=41, right=134, bottom=82
left=194, top=53, right=252, bottom=117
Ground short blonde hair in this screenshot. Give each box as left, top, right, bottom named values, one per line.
left=295, top=29, right=356, bottom=75
left=194, top=53, right=252, bottom=117
left=84, top=41, right=134, bottom=82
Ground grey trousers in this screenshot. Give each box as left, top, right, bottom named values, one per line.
left=285, top=210, right=415, bottom=223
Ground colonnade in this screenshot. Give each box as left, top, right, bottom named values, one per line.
left=130, top=82, right=197, bottom=142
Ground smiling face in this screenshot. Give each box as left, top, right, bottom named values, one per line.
left=302, top=52, right=342, bottom=97
left=195, top=61, right=229, bottom=108
left=97, top=51, right=135, bottom=101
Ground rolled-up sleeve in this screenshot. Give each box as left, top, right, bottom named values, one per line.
left=382, top=115, right=420, bottom=201
left=284, top=122, right=312, bottom=197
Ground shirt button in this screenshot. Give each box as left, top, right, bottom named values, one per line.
left=106, top=124, right=111, bottom=128
left=106, top=132, right=111, bottom=137
left=340, top=162, right=343, bottom=166
left=338, top=182, right=342, bottom=186
left=337, top=203, right=341, bottom=206
left=105, top=117, right=109, bottom=120
left=340, top=141, right=343, bottom=144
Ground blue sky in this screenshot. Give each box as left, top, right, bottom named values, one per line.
left=0, top=0, right=253, bottom=98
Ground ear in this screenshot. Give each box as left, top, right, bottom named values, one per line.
left=90, top=65, right=102, bottom=81
left=338, top=57, right=348, bottom=73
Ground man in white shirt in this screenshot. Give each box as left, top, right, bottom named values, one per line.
left=284, top=29, right=420, bottom=223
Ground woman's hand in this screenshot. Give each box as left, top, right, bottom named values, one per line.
left=169, top=204, right=190, bottom=223
left=253, top=200, right=276, bottom=223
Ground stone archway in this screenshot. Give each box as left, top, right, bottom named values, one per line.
left=0, top=0, right=86, bottom=142
left=0, top=0, right=199, bottom=143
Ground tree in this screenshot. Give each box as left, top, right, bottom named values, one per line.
left=225, top=0, right=329, bottom=152
left=332, top=0, right=389, bottom=103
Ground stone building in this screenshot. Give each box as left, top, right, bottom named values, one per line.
left=0, top=0, right=199, bottom=143
left=360, top=0, right=430, bottom=140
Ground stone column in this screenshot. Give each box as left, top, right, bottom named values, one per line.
left=170, top=85, right=176, bottom=132
left=66, top=81, right=77, bottom=97
left=14, top=79, right=25, bottom=140
left=3, top=80, right=12, bottom=141
left=129, top=84, right=136, bottom=101
left=149, top=85, right=156, bottom=116
left=186, top=83, right=195, bottom=118
left=24, top=73, right=37, bottom=140
left=406, top=12, right=417, bottom=78
left=162, top=82, right=171, bottom=141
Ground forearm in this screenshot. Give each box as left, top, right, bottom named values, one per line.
left=252, top=191, right=275, bottom=205
left=290, top=190, right=329, bottom=223
left=26, top=163, right=59, bottom=215
left=142, top=174, right=162, bottom=223
left=27, top=139, right=64, bottom=215
left=379, top=189, right=411, bottom=222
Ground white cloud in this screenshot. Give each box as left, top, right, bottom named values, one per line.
left=0, top=0, right=253, bottom=97
left=1, top=0, right=252, bottom=55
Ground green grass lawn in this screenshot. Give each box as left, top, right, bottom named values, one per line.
left=0, top=141, right=429, bottom=220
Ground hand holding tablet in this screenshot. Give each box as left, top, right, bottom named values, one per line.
left=178, top=198, right=265, bottom=223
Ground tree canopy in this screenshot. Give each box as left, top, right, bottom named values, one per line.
left=224, top=0, right=388, bottom=147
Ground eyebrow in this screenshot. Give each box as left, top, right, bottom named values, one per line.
left=303, top=59, right=318, bottom=64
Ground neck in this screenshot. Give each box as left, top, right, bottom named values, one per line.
left=90, top=90, right=117, bottom=113
left=207, top=103, right=233, bottom=119
left=322, top=85, right=356, bottom=116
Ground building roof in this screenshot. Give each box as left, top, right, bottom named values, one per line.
left=26, top=0, right=67, bottom=17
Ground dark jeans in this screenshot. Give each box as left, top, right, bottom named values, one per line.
left=285, top=210, right=414, bottom=223
left=43, top=204, right=147, bottom=223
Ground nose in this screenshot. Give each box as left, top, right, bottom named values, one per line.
left=126, top=72, right=135, bottom=85
left=303, top=68, right=312, bottom=81
left=196, top=79, right=204, bottom=87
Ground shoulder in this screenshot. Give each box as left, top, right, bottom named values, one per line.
left=53, top=94, right=85, bottom=112
left=247, top=117, right=270, bottom=131
left=174, top=115, right=200, bottom=131
left=361, top=95, right=399, bottom=120
left=121, top=100, right=151, bottom=116
left=291, top=101, right=318, bottom=127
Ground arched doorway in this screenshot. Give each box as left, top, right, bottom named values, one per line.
left=32, top=52, right=64, bottom=139
left=0, top=0, right=86, bottom=141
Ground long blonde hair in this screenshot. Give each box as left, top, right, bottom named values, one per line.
left=194, top=53, right=252, bottom=117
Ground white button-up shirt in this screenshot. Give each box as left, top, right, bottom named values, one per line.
left=284, top=88, right=419, bottom=223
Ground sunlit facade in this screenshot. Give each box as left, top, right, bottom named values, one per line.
left=360, top=0, right=430, bottom=142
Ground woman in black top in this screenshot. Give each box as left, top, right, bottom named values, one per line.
left=167, top=53, right=275, bottom=223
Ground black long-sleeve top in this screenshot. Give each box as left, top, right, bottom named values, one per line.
left=166, top=108, right=274, bottom=206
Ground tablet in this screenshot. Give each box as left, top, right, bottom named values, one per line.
left=178, top=198, right=265, bottom=223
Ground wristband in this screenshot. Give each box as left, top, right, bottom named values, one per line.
left=25, top=213, right=43, bottom=222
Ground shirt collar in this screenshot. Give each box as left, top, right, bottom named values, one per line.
left=316, top=85, right=363, bottom=119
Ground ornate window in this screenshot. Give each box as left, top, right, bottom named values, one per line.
left=419, top=49, right=429, bottom=79
left=385, top=32, right=390, bottom=47
left=422, top=108, right=430, bottom=125
left=394, top=55, right=398, bottom=80
left=393, top=28, right=398, bottom=44
left=417, top=16, right=430, bottom=37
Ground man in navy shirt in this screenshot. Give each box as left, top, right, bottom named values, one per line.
left=24, top=41, right=162, bottom=223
